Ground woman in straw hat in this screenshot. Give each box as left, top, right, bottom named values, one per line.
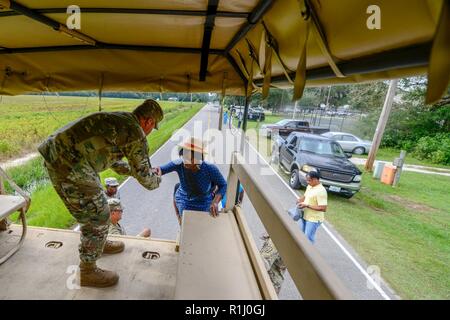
left=154, top=137, right=227, bottom=224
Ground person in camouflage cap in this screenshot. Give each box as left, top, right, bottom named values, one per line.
left=104, top=177, right=120, bottom=200
left=38, top=99, right=163, bottom=288
left=260, top=233, right=287, bottom=295
left=107, top=198, right=150, bottom=238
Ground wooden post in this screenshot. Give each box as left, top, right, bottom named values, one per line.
left=225, top=153, right=239, bottom=211
left=98, top=73, right=104, bottom=112
left=0, top=168, right=7, bottom=230
left=392, top=150, right=406, bottom=187
left=218, top=94, right=224, bottom=131
left=365, top=79, right=398, bottom=171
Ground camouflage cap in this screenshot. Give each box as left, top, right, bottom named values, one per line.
left=107, top=198, right=122, bottom=211
left=133, top=99, right=164, bottom=127
left=105, top=177, right=119, bottom=187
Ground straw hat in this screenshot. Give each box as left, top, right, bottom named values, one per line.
left=178, top=137, right=207, bottom=154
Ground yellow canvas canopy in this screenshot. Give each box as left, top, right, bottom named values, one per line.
left=0, top=0, right=448, bottom=102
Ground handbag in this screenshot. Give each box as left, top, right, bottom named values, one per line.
left=287, top=206, right=304, bottom=221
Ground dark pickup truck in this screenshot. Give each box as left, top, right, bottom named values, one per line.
left=260, top=119, right=329, bottom=138
left=271, top=132, right=362, bottom=198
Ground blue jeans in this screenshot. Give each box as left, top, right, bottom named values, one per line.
left=298, top=218, right=322, bottom=244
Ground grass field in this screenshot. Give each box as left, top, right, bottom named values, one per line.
left=4, top=96, right=203, bottom=229
left=0, top=95, right=198, bottom=161
left=247, top=132, right=450, bottom=299
left=326, top=170, right=450, bottom=299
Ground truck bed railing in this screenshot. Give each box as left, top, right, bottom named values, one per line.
left=225, top=152, right=353, bottom=299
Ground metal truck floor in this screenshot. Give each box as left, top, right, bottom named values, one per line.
left=0, top=225, right=178, bottom=299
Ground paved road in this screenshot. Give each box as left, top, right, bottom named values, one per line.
left=119, top=105, right=398, bottom=300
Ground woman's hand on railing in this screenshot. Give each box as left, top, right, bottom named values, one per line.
left=210, top=201, right=219, bottom=217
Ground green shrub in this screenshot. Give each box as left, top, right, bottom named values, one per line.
left=413, top=133, right=450, bottom=165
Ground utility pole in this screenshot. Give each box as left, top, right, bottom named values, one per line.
left=292, top=100, right=298, bottom=119
left=326, top=86, right=331, bottom=108
left=365, top=79, right=398, bottom=171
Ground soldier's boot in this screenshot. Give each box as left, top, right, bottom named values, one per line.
left=79, top=261, right=119, bottom=288
left=103, top=240, right=125, bottom=254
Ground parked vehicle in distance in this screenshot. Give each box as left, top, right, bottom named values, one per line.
left=260, top=119, right=309, bottom=138
left=247, top=107, right=265, bottom=121
left=260, top=119, right=329, bottom=138
left=272, top=132, right=362, bottom=198
left=230, top=105, right=265, bottom=121
left=321, top=132, right=372, bottom=155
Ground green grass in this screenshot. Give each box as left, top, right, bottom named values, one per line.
left=0, top=95, right=198, bottom=161
left=326, top=170, right=450, bottom=299
left=231, top=114, right=284, bottom=130
left=6, top=97, right=203, bottom=229
left=4, top=157, right=47, bottom=192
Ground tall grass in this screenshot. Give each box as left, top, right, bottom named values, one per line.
left=0, top=95, right=196, bottom=161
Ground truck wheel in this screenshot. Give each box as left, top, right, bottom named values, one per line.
left=270, top=149, right=279, bottom=165
left=289, top=169, right=301, bottom=189
left=353, top=147, right=365, bottom=155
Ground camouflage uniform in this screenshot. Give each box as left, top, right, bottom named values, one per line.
left=108, top=198, right=126, bottom=236
left=38, top=111, right=161, bottom=263
left=109, top=222, right=126, bottom=236
left=260, top=236, right=287, bottom=294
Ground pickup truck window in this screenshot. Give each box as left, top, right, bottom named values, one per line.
left=285, top=122, right=297, bottom=128
left=286, top=134, right=298, bottom=146
left=299, top=139, right=346, bottom=158
left=296, top=121, right=309, bottom=127
left=276, top=119, right=291, bottom=126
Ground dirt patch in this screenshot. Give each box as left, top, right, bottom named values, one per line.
left=1, top=152, right=39, bottom=169
left=384, top=194, right=436, bottom=212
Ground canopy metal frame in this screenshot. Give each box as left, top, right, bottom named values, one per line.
left=1, top=0, right=273, bottom=86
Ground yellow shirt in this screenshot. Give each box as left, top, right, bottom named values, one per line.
left=303, top=183, right=328, bottom=223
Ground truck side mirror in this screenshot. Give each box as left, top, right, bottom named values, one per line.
left=345, top=152, right=352, bottom=158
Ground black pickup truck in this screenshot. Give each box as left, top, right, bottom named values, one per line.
left=271, top=132, right=362, bottom=198
left=260, top=119, right=329, bottom=138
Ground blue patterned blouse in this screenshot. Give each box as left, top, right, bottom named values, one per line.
left=160, top=159, right=227, bottom=214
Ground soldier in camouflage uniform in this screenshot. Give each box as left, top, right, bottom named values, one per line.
left=104, top=177, right=120, bottom=200
left=38, top=99, right=163, bottom=288
left=260, top=233, right=287, bottom=295
left=108, top=198, right=150, bottom=237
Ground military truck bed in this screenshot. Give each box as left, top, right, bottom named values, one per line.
left=0, top=210, right=274, bottom=300
left=0, top=225, right=178, bottom=299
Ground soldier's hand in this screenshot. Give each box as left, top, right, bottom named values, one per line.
left=152, top=167, right=162, bottom=176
